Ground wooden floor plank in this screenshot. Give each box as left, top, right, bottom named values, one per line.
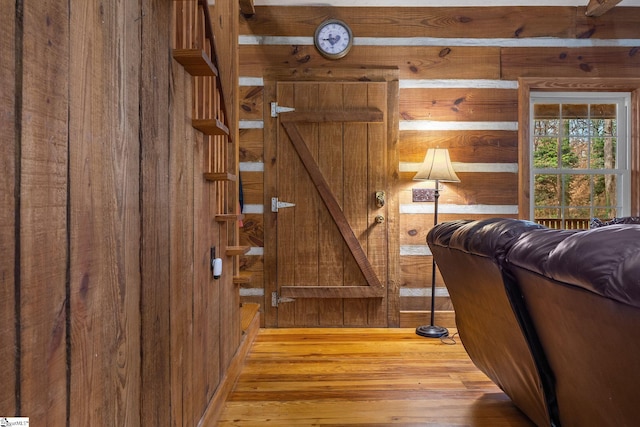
left=219, top=328, right=534, bottom=426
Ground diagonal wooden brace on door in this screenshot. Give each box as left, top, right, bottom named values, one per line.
left=280, top=121, right=384, bottom=297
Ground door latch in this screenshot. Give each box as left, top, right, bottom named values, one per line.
left=375, top=191, right=385, bottom=208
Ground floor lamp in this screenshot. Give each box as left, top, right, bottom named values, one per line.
left=413, top=148, right=460, bottom=338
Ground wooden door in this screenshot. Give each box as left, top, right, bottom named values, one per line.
left=268, top=81, right=389, bottom=327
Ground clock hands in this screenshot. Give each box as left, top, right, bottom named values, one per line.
left=322, top=34, right=341, bottom=46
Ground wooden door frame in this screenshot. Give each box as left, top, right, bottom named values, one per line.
left=262, top=67, right=401, bottom=327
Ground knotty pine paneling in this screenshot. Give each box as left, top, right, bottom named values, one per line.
left=400, top=130, right=518, bottom=163
left=400, top=88, right=518, bottom=122
left=239, top=170, right=264, bottom=205
left=399, top=311, right=456, bottom=328
left=401, top=296, right=454, bottom=312
left=240, top=86, right=264, bottom=121
left=400, top=256, right=454, bottom=312
left=240, top=249, right=264, bottom=277
left=239, top=214, right=264, bottom=248
left=240, top=45, right=501, bottom=80
left=575, top=7, right=640, bottom=39
left=19, top=0, right=69, bottom=423
left=240, top=6, right=577, bottom=38
left=240, top=6, right=640, bottom=41
left=400, top=214, right=510, bottom=247
left=400, top=212, right=519, bottom=247
left=501, top=47, right=640, bottom=80
left=400, top=256, right=445, bottom=288
left=399, top=172, right=518, bottom=205
left=239, top=128, right=265, bottom=162
left=455, top=172, right=518, bottom=205
left=0, top=0, right=16, bottom=415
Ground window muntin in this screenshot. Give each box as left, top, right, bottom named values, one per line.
left=530, top=93, right=630, bottom=228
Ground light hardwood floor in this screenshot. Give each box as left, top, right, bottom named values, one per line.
left=219, top=328, right=535, bottom=426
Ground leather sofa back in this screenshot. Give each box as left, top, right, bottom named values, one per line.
left=508, top=224, right=640, bottom=426
left=428, top=218, right=558, bottom=427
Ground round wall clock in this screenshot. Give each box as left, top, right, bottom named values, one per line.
left=314, top=19, right=353, bottom=60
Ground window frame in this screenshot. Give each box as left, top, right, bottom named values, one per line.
left=518, top=78, right=640, bottom=221
left=529, top=91, right=631, bottom=222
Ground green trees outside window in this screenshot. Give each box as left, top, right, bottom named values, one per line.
left=532, top=102, right=622, bottom=228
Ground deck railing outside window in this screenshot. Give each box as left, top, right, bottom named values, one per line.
left=535, top=218, right=591, bottom=230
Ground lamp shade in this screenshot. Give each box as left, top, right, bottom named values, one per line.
left=413, top=148, right=460, bottom=182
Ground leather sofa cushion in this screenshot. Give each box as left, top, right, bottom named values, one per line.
left=509, top=224, right=640, bottom=309
left=432, top=218, right=544, bottom=265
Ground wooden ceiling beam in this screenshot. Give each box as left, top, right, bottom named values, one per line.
left=239, top=0, right=255, bottom=17
left=585, top=0, right=623, bottom=16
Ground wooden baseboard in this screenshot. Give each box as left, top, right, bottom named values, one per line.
left=198, top=307, right=260, bottom=427
left=399, top=310, right=456, bottom=329
left=240, top=303, right=260, bottom=332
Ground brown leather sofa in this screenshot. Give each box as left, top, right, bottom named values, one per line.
left=428, top=218, right=560, bottom=427
left=508, top=223, right=640, bottom=427
left=428, top=218, right=640, bottom=427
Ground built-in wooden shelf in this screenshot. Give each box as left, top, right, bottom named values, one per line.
left=233, top=272, right=252, bottom=285
left=172, top=49, right=219, bottom=77
left=215, top=214, right=245, bottom=222
left=192, top=118, right=229, bottom=136
left=226, top=246, right=250, bottom=256
left=204, top=172, right=236, bottom=182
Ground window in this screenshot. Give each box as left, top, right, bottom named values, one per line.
left=530, top=92, right=630, bottom=229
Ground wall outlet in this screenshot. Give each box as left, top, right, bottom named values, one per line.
left=413, top=188, right=435, bottom=202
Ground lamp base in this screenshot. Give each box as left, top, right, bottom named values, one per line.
left=415, top=324, right=449, bottom=338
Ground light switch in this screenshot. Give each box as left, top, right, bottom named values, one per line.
left=412, top=188, right=436, bottom=202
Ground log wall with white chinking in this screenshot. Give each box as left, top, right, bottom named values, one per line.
left=237, top=5, right=640, bottom=327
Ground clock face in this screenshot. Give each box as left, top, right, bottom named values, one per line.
left=314, top=19, right=353, bottom=59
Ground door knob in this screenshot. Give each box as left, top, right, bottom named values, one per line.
left=375, top=215, right=385, bottom=224
left=375, top=191, right=385, bottom=208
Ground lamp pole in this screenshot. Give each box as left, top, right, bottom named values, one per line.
left=415, top=179, right=449, bottom=338
left=413, top=148, right=458, bottom=338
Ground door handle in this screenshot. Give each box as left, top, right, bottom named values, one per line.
left=375, top=191, right=385, bottom=208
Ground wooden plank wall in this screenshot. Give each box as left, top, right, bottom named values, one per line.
left=20, top=1, right=69, bottom=424
left=2, top=0, right=242, bottom=425
left=211, top=0, right=243, bottom=377
left=69, top=1, right=142, bottom=425
left=140, top=0, right=172, bottom=425
left=236, top=5, right=640, bottom=327
left=0, top=0, right=17, bottom=416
